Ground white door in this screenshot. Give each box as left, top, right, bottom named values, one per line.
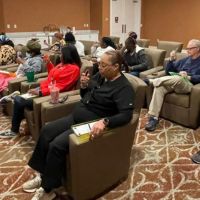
left=110, top=0, right=141, bottom=44
left=110, top=0, right=124, bottom=43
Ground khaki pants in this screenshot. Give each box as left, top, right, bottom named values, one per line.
left=148, top=76, right=193, bottom=117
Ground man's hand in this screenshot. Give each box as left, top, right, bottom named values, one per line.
left=179, top=71, right=191, bottom=80
left=179, top=71, right=188, bottom=78
left=80, top=71, right=90, bottom=89
left=90, top=119, right=106, bottom=140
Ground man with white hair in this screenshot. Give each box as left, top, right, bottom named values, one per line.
left=145, top=39, right=200, bottom=131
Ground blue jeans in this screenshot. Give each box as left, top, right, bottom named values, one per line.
left=129, top=71, right=139, bottom=77
left=11, top=96, right=33, bottom=132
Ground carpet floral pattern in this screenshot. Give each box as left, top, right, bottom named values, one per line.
left=0, top=109, right=200, bottom=200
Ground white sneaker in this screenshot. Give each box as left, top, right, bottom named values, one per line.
left=31, top=187, right=56, bottom=200
left=0, top=130, right=17, bottom=138
left=0, top=91, right=20, bottom=103
left=23, top=176, right=42, bottom=193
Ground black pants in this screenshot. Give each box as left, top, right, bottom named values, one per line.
left=12, top=96, right=33, bottom=132
left=28, top=115, right=74, bottom=191
left=28, top=103, right=101, bottom=191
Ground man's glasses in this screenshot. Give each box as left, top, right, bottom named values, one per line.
left=186, top=46, right=198, bottom=50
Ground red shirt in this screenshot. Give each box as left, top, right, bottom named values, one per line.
left=40, top=62, right=80, bottom=96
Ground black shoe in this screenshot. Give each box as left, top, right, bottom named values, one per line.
left=191, top=151, right=200, bottom=164
left=145, top=116, right=159, bottom=132
left=143, top=78, right=150, bottom=85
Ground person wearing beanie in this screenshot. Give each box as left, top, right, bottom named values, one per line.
left=0, top=39, right=43, bottom=94
left=64, top=32, right=85, bottom=56
left=15, top=39, right=43, bottom=77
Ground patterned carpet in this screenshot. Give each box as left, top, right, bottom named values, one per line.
left=0, top=108, right=200, bottom=200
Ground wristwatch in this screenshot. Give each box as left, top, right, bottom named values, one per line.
left=103, top=118, right=109, bottom=127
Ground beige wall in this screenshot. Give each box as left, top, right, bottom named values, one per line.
left=0, top=0, right=4, bottom=32
left=141, top=0, right=200, bottom=47
left=3, top=0, right=91, bottom=32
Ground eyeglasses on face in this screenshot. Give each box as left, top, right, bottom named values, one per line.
left=186, top=46, right=198, bottom=50
left=99, top=62, right=113, bottom=68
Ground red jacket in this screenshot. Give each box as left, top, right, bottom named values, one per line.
left=40, top=62, right=80, bottom=96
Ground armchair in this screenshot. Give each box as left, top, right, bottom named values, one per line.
left=139, top=48, right=166, bottom=79
left=145, top=52, right=200, bottom=129
left=79, top=40, right=95, bottom=55
left=40, top=74, right=147, bottom=200
left=136, top=39, right=150, bottom=48
left=157, top=40, right=183, bottom=57
left=3, top=72, right=48, bottom=116
left=110, top=36, right=120, bottom=46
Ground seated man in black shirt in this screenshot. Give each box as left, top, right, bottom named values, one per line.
left=22, top=50, right=135, bottom=200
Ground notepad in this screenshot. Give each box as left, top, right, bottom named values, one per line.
left=71, top=121, right=97, bottom=143
left=72, top=121, right=96, bottom=136
left=20, top=93, right=38, bottom=99
left=169, top=71, right=192, bottom=85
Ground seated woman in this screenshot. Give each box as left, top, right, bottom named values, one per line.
left=0, top=39, right=43, bottom=94
left=44, top=32, right=66, bottom=52
left=0, top=44, right=81, bottom=138
left=64, top=32, right=85, bottom=57
left=0, top=33, right=16, bottom=65
left=20, top=50, right=134, bottom=200
left=91, top=37, right=117, bottom=75
left=121, top=33, right=150, bottom=77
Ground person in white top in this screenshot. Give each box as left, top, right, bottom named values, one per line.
left=91, top=37, right=116, bottom=60
left=64, top=32, right=85, bottom=57
left=91, top=37, right=117, bottom=74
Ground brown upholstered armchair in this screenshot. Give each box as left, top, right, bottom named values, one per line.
left=79, top=40, right=94, bottom=55
left=139, top=48, right=166, bottom=79
left=136, top=39, right=150, bottom=48
left=39, top=74, right=146, bottom=200
left=3, top=72, right=48, bottom=115
left=145, top=53, right=200, bottom=129
left=157, top=40, right=184, bottom=57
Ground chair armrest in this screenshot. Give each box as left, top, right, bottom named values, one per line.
left=68, top=112, right=139, bottom=199
left=7, top=72, right=48, bottom=93
left=146, top=70, right=166, bottom=79
left=8, top=77, right=27, bottom=93
left=70, top=112, right=139, bottom=145
left=139, top=66, right=163, bottom=79
left=41, top=94, right=81, bottom=126
left=189, top=83, right=200, bottom=127
left=20, top=78, right=46, bottom=93
left=0, top=63, right=19, bottom=70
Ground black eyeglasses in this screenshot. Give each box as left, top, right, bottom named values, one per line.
left=186, top=46, right=198, bottom=50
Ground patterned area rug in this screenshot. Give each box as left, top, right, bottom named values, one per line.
left=0, top=109, right=200, bottom=200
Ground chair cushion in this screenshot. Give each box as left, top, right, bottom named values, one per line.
left=164, top=93, right=190, bottom=108
left=144, top=48, right=166, bottom=67
left=157, top=41, right=183, bottom=57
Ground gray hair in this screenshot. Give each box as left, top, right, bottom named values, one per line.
left=189, top=39, right=200, bottom=48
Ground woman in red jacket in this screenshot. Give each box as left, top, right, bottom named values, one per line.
left=0, top=44, right=81, bottom=138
